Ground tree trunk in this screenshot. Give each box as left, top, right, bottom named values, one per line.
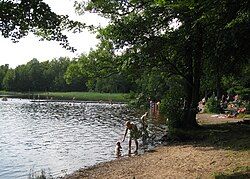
left=183, top=32, right=195, bottom=129
left=184, top=22, right=203, bottom=129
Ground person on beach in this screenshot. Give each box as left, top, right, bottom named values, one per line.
left=122, top=121, right=141, bottom=154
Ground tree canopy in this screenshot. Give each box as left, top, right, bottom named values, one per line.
left=0, top=0, right=88, bottom=51
left=78, top=0, right=249, bottom=129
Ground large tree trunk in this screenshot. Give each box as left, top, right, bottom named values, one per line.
left=183, top=41, right=195, bottom=128
left=183, top=22, right=203, bottom=129
left=191, top=22, right=203, bottom=128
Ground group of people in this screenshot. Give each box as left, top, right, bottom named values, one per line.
left=220, top=94, right=248, bottom=118
left=115, top=98, right=162, bottom=157
left=199, top=93, right=247, bottom=118
left=115, top=111, right=149, bottom=157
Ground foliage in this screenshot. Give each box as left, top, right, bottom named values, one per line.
left=204, top=95, right=220, bottom=113
left=127, top=92, right=148, bottom=109
left=136, top=69, right=170, bottom=102
left=1, top=58, right=87, bottom=92
left=76, top=0, right=250, bottom=130
left=159, top=76, right=186, bottom=129
left=200, top=0, right=250, bottom=99
left=2, top=68, right=15, bottom=91
left=0, top=64, right=9, bottom=89
left=0, top=0, right=88, bottom=51
left=65, top=41, right=134, bottom=93
left=227, top=87, right=250, bottom=101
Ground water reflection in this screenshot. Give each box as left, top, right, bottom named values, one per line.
left=0, top=99, right=166, bottom=178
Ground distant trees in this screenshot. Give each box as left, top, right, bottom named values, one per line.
left=0, top=57, right=84, bottom=92
left=0, top=64, right=9, bottom=89
left=0, top=55, right=133, bottom=93
left=64, top=42, right=134, bottom=93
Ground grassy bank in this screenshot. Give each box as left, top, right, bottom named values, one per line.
left=0, top=91, right=129, bottom=102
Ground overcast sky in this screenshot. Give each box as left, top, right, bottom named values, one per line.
left=0, top=0, right=108, bottom=68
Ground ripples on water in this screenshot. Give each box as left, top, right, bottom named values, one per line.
left=0, top=98, right=166, bottom=178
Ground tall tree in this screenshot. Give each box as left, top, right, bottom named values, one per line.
left=80, top=0, right=249, bottom=129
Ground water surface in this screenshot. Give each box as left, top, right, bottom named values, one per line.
left=0, top=98, right=166, bottom=178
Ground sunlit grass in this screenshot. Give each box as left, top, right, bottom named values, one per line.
left=214, top=166, right=250, bottom=179
left=39, top=92, right=129, bottom=102
left=0, top=91, right=129, bottom=102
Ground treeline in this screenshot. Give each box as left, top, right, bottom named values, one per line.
left=0, top=57, right=133, bottom=93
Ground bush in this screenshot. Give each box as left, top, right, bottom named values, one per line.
left=128, top=92, right=148, bottom=109
left=204, top=95, right=221, bottom=113
left=227, top=87, right=250, bottom=101
left=160, top=77, right=186, bottom=129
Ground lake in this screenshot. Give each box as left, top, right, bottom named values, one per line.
left=0, top=98, right=166, bottom=178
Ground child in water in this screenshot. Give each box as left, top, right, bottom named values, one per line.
left=122, top=121, right=141, bottom=154
left=115, top=141, right=122, bottom=157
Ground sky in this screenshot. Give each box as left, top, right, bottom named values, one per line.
left=0, top=0, right=108, bottom=68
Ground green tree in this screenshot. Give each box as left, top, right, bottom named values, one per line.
left=65, top=40, right=134, bottom=93
left=2, top=68, right=15, bottom=91
left=0, top=64, right=9, bottom=90
left=26, top=59, right=44, bottom=91
left=14, top=64, right=30, bottom=91
left=80, top=0, right=249, bottom=129
left=201, top=0, right=250, bottom=99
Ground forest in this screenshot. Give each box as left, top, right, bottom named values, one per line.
left=1, top=0, right=249, bottom=130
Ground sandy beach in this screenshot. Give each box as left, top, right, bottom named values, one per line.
left=64, top=114, right=250, bottom=179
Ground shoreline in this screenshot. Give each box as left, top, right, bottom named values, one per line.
left=63, top=144, right=249, bottom=179
left=0, top=91, right=129, bottom=103
left=63, top=114, right=250, bottom=179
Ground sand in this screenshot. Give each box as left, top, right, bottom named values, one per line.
left=63, top=114, right=250, bottom=179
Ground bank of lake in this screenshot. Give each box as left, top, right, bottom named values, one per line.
left=0, top=91, right=129, bottom=103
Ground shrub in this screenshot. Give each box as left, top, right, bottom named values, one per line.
left=204, top=95, right=220, bottom=113
left=160, top=77, right=186, bottom=129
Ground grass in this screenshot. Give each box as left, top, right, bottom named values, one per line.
left=39, top=92, right=129, bottom=102
left=171, top=122, right=250, bottom=151
left=0, top=91, right=129, bottom=102
left=237, top=113, right=250, bottom=119
left=203, top=123, right=250, bottom=151
left=214, top=166, right=250, bottom=179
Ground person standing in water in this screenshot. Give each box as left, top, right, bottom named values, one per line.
left=122, top=121, right=141, bottom=154
left=140, top=112, right=148, bottom=128
left=140, top=112, right=149, bottom=144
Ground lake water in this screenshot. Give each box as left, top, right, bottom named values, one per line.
left=0, top=98, right=166, bottom=178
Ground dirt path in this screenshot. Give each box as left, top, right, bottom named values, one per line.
left=64, top=114, right=250, bottom=179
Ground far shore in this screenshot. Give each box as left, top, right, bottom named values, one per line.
left=0, top=91, right=129, bottom=103
left=28, top=99, right=126, bottom=104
